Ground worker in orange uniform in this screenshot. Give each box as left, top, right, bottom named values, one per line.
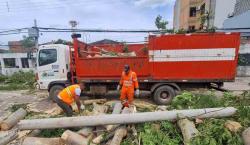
left=54, top=83, right=85, bottom=116
left=117, top=65, right=139, bottom=107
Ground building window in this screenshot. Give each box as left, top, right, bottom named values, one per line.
left=189, top=26, right=196, bottom=32
left=21, top=58, right=29, bottom=68
left=39, top=49, right=57, bottom=66
left=190, top=7, right=197, bottom=17
left=3, top=58, right=16, bottom=68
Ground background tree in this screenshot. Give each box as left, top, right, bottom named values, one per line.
left=155, top=15, right=168, bottom=30
left=54, top=39, right=70, bottom=45
left=21, top=35, right=35, bottom=48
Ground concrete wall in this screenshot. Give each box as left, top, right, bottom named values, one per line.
left=173, top=0, right=181, bottom=30
left=213, top=0, right=236, bottom=28
left=223, top=10, right=250, bottom=28
left=0, top=53, right=36, bottom=76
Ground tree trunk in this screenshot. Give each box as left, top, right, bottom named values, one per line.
left=77, top=127, right=94, bottom=137
left=0, top=128, right=18, bottom=145
left=110, top=126, right=127, bottom=145
left=61, top=130, right=89, bottom=145
left=27, top=129, right=41, bottom=137
left=1, top=108, right=27, bottom=131
left=109, top=107, right=131, bottom=145
left=177, top=118, right=199, bottom=145
left=22, top=137, right=64, bottom=145
left=82, top=99, right=107, bottom=105
left=242, top=127, right=250, bottom=145
left=106, top=103, right=123, bottom=131
left=18, top=107, right=237, bottom=130
left=92, top=103, right=108, bottom=115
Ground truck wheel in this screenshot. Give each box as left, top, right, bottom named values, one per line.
left=49, top=85, right=64, bottom=102
left=153, top=85, right=175, bottom=105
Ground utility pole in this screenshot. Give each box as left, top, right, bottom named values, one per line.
left=34, top=19, right=39, bottom=50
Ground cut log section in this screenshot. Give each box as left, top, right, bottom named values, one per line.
left=18, top=107, right=237, bottom=130
left=110, top=126, right=127, bottom=145
left=106, top=103, right=123, bottom=131
left=77, top=127, right=94, bottom=137
left=1, top=108, right=27, bottom=131
left=61, top=130, right=90, bottom=145
left=177, top=118, right=199, bottom=144
left=82, top=99, right=107, bottom=105
left=0, top=128, right=18, bottom=145
left=242, top=127, right=250, bottom=145
left=22, top=137, right=64, bottom=145
left=27, top=129, right=41, bottom=137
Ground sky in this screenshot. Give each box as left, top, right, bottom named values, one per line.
left=0, top=0, right=175, bottom=48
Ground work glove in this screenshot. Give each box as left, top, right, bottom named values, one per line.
left=117, top=85, right=121, bottom=91
left=80, top=104, right=85, bottom=111
left=135, top=89, right=140, bottom=97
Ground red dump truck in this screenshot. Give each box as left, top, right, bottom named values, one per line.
left=36, top=32, right=240, bottom=105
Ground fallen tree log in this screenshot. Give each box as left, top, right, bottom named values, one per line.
left=93, top=107, right=129, bottom=144
left=0, top=128, right=18, bottom=145
left=177, top=118, right=199, bottom=145
left=82, top=99, right=107, bottom=105
left=22, top=137, right=64, bottom=145
left=61, top=130, right=90, bottom=145
left=110, top=126, right=127, bottom=145
left=27, top=129, right=41, bottom=137
left=1, top=108, right=27, bottom=131
left=110, top=107, right=131, bottom=145
left=77, top=127, right=94, bottom=137
left=106, top=102, right=123, bottom=131
left=18, top=107, right=237, bottom=130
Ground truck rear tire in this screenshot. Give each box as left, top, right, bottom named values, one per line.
left=153, top=85, right=175, bottom=105
left=49, top=85, right=64, bottom=102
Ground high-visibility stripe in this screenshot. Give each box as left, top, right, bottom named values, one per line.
left=65, top=88, right=73, bottom=98
left=149, top=48, right=236, bottom=62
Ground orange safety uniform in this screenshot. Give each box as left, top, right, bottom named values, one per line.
left=58, top=84, right=81, bottom=105
left=119, top=71, right=139, bottom=106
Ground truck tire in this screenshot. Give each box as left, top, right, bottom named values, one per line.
left=49, top=85, right=64, bottom=102
left=153, top=85, right=175, bottom=105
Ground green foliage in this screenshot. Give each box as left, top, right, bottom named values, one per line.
left=175, top=29, right=187, bottom=34
left=236, top=106, right=250, bottom=127
left=238, top=55, right=249, bottom=66
left=21, top=35, right=35, bottom=48
left=171, top=91, right=222, bottom=109
left=137, top=121, right=182, bottom=145
left=122, top=44, right=129, bottom=53
left=9, top=103, right=28, bottom=112
left=38, top=129, right=65, bottom=137
left=155, top=15, right=168, bottom=30
left=191, top=119, right=243, bottom=145
left=0, top=71, right=35, bottom=90
left=54, top=39, right=71, bottom=45
left=0, top=75, right=8, bottom=83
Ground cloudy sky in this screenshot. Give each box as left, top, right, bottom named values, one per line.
left=0, top=0, right=175, bottom=47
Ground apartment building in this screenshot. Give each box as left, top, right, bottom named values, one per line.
left=174, top=0, right=236, bottom=31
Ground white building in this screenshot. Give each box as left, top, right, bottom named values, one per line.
left=209, top=0, right=236, bottom=28
left=0, top=53, right=36, bottom=76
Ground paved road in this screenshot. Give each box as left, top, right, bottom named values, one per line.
left=223, top=77, right=250, bottom=91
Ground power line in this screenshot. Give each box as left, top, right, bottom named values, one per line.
left=0, top=28, right=28, bottom=34
left=0, top=0, right=121, bottom=14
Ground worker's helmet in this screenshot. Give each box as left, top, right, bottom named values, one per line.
left=124, top=65, right=130, bottom=73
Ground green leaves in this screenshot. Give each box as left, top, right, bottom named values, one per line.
left=137, top=121, right=182, bottom=145
left=191, top=119, right=243, bottom=145
left=155, top=15, right=168, bottom=30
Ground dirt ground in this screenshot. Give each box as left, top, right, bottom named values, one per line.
left=0, top=77, right=249, bottom=119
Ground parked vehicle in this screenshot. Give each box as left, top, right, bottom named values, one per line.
left=36, top=32, right=240, bottom=105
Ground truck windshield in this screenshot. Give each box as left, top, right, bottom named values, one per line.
left=39, top=49, right=57, bottom=66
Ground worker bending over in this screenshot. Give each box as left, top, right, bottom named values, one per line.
left=117, top=65, right=139, bottom=107
left=54, top=83, right=85, bottom=116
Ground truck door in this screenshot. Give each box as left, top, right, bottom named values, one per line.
left=37, top=47, right=61, bottom=89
